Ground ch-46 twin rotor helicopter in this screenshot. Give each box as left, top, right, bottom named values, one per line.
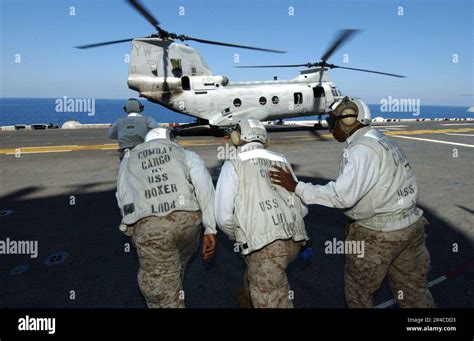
left=77, top=0, right=405, bottom=134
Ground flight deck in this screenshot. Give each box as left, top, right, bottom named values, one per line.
left=0, top=120, right=473, bottom=308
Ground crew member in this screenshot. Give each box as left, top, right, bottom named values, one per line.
left=270, top=97, right=435, bottom=308
left=215, top=119, right=308, bottom=308
left=108, top=98, right=159, bottom=159
left=116, top=127, right=217, bottom=308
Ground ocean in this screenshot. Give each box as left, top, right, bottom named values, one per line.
left=0, top=97, right=472, bottom=127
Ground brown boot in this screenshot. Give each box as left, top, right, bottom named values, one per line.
left=235, top=288, right=253, bottom=308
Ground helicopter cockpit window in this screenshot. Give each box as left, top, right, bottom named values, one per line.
left=272, top=96, right=279, bottom=105
left=181, top=76, right=191, bottom=91
left=294, top=92, right=303, bottom=105
left=259, top=97, right=267, bottom=106
left=233, top=98, right=242, bottom=107
left=331, top=87, right=339, bottom=97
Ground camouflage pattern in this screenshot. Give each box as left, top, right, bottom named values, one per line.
left=345, top=217, right=436, bottom=308
left=243, top=239, right=303, bottom=308
left=131, top=211, right=201, bottom=308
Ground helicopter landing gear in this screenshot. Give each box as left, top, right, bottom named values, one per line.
left=314, top=115, right=324, bottom=130
left=211, top=126, right=225, bottom=137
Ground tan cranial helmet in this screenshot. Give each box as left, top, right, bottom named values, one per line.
left=328, top=97, right=371, bottom=132
left=230, top=119, right=268, bottom=146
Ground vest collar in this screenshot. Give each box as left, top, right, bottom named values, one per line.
left=346, top=126, right=371, bottom=145
left=127, top=113, right=141, bottom=117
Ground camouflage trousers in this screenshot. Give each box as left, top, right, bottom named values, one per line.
left=243, top=239, right=302, bottom=308
left=131, top=211, right=201, bottom=308
left=345, top=217, right=436, bottom=308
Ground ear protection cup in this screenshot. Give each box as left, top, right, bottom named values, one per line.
left=230, top=130, right=241, bottom=146
left=339, top=108, right=358, bottom=126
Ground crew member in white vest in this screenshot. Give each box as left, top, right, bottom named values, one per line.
left=108, top=98, right=159, bottom=160
left=215, top=119, right=309, bottom=308
left=116, top=127, right=217, bottom=308
left=270, top=97, right=435, bottom=308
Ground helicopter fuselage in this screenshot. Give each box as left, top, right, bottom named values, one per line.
left=127, top=38, right=343, bottom=126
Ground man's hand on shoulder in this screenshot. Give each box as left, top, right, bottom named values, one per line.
left=269, top=165, right=297, bottom=192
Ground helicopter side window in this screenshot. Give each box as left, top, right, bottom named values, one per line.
left=233, top=98, right=242, bottom=107
left=181, top=76, right=191, bottom=91
left=294, top=92, right=303, bottom=105
left=272, top=96, right=279, bottom=105
left=259, top=97, right=267, bottom=106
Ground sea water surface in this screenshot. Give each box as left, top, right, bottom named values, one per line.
left=0, top=98, right=472, bottom=126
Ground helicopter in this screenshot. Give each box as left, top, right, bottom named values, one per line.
left=77, top=0, right=405, bottom=133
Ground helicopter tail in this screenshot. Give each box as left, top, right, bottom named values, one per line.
left=128, top=38, right=213, bottom=92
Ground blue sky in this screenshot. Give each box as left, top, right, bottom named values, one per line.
left=1, top=0, right=472, bottom=105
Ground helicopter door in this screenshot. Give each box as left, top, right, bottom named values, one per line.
left=312, top=86, right=326, bottom=112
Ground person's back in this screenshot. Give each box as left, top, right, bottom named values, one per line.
left=116, top=127, right=217, bottom=308
left=117, top=137, right=201, bottom=224
left=341, top=126, right=422, bottom=231
left=228, top=145, right=307, bottom=255
left=215, top=119, right=308, bottom=308
left=112, top=114, right=150, bottom=150
left=108, top=98, right=158, bottom=158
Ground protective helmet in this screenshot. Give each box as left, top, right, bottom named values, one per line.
left=326, top=97, right=371, bottom=132
left=145, top=127, right=174, bottom=142
left=230, top=119, right=268, bottom=146
left=123, top=98, right=144, bottom=114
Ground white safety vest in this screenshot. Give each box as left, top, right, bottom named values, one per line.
left=342, top=127, right=423, bottom=231
left=229, top=147, right=308, bottom=255
left=117, top=139, right=200, bottom=225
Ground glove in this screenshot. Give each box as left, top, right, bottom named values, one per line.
left=298, top=231, right=313, bottom=261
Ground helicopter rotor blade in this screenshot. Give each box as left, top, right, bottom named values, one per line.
left=331, top=65, right=406, bottom=78
left=127, top=0, right=160, bottom=29
left=235, top=63, right=308, bottom=68
left=182, top=36, right=286, bottom=53
left=320, top=29, right=360, bottom=63
left=75, top=38, right=134, bottom=49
